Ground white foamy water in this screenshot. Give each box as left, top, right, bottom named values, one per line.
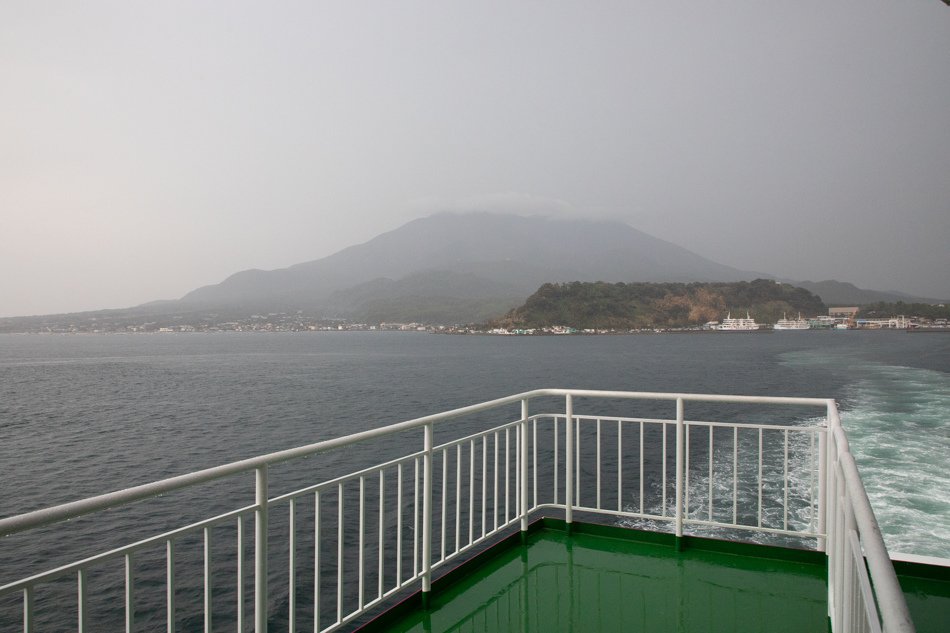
left=782, top=349, right=950, bottom=559
left=839, top=365, right=950, bottom=558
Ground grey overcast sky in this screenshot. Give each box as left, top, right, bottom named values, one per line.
left=2, top=1, right=948, bottom=317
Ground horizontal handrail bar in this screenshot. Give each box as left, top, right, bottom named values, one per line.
left=567, top=413, right=825, bottom=434
left=269, top=450, right=426, bottom=505
left=554, top=414, right=669, bottom=424
left=0, top=389, right=830, bottom=537
left=889, top=552, right=950, bottom=566
left=531, top=503, right=672, bottom=524
left=433, top=417, right=526, bottom=451
left=0, top=504, right=256, bottom=593
left=684, top=420, right=824, bottom=432
left=682, top=518, right=822, bottom=539
left=271, top=415, right=535, bottom=507
left=541, top=389, right=832, bottom=407
left=0, top=391, right=532, bottom=536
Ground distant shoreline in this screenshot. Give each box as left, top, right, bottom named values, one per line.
left=0, top=326, right=933, bottom=336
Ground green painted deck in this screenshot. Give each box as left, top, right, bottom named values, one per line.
left=358, top=520, right=950, bottom=633
left=893, top=559, right=950, bottom=633
left=362, top=521, right=830, bottom=633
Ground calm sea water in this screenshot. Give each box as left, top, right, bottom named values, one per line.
left=1, top=331, right=947, bottom=628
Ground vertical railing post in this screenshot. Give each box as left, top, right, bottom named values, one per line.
left=125, top=553, right=134, bottom=633
left=421, top=423, right=434, bottom=604
left=237, top=516, right=245, bottom=632
left=23, top=586, right=34, bottom=633
left=817, top=403, right=831, bottom=553
left=255, top=465, right=269, bottom=633
left=289, top=500, right=297, bottom=633
left=520, top=398, right=530, bottom=534
left=674, top=398, right=685, bottom=547
left=79, top=568, right=89, bottom=633
left=164, top=543, right=173, bottom=633
left=842, top=504, right=856, bottom=633
left=565, top=394, right=574, bottom=526
left=204, top=527, right=213, bottom=633
left=834, top=470, right=846, bottom=632
left=826, top=406, right=839, bottom=553
left=825, top=405, right=838, bottom=622
left=832, top=463, right=844, bottom=628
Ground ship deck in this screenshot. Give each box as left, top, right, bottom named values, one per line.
left=360, top=519, right=949, bottom=633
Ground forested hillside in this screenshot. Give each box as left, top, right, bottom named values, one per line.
left=859, top=302, right=950, bottom=320
left=495, top=279, right=826, bottom=329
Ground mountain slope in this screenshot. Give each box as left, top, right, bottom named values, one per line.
left=3, top=212, right=940, bottom=331
left=179, top=212, right=762, bottom=313
left=789, top=280, right=941, bottom=306
left=325, top=270, right=526, bottom=323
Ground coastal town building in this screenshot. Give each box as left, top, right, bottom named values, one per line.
left=828, top=307, right=860, bottom=318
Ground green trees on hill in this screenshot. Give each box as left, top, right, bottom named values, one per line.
left=859, top=302, right=950, bottom=320
left=496, top=279, right=826, bottom=329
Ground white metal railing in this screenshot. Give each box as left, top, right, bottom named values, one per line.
left=0, top=389, right=915, bottom=633
left=824, top=403, right=915, bottom=633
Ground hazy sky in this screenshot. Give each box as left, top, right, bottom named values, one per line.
left=2, top=1, right=948, bottom=317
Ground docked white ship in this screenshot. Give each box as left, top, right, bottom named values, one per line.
left=774, top=312, right=810, bottom=330
left=717, top=312, right=759, bottom=331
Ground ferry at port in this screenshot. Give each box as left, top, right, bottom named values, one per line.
left=1, top=388, right=945, bottom=633
left=716, top=312, right=760, bottom=331
left=774, top=313, right=810, bottom=330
